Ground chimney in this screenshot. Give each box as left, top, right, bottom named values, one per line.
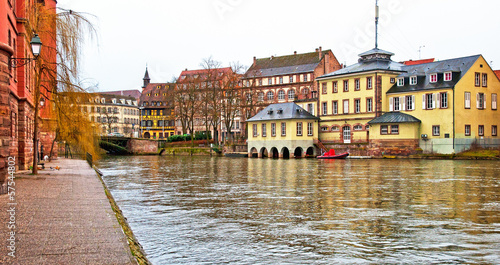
left=253, top=56, right=256, bottom=65
left=318, top=46, right=323, bottom=60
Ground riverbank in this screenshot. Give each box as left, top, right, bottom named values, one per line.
left=0, top=158, right=149, bottom=264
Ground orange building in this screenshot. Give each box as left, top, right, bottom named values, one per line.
left=1, top=0, right=57, bottom=193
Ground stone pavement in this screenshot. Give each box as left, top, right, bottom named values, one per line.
left=0, top=158, right=136, bottom=264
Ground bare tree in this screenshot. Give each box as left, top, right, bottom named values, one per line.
left=220, top=62, right=245, bottom=143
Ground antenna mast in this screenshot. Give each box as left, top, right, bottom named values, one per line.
left=375, top=0, right=379, bottom=49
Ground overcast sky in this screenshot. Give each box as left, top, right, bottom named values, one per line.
left=58, top=0, right=500, bottom=92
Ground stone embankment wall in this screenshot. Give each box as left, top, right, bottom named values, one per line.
left=126, top=139, right=158, bottom=154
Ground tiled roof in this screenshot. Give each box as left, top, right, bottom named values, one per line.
left=245, top=50, right=330, bottom=78
left=247, top=102, right=319, bottom=122
left=178, top=67, right=233, bottom=82
left=402, top=58, right=435, bottom=65
left=139, top=83, right=175, bottom=107
left=494, top=70, right=500, bottom=80
left=101, top=90, right=141, bottom=100
left=368, top=112, right=421, bottom=124
left=387, top=55, right=480, bottom=94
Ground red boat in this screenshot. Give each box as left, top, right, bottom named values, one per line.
left=317, top=149, right=349, bottom=159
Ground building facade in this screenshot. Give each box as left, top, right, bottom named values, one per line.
left=139, top=69, right=175, bottom=139
left=80, top=93, right=140, bottom=137
left=247, top=103, right=320, bottom=158
left=1, top=0, right=57, bottom=193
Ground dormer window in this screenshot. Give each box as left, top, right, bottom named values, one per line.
left=277, top=109, right=283, bottom=114
left=100, top=98, right=105, bottom=104
left=444, top=72, right=452, bottom=82
left=410, top=76, right=417, bottom=85
left=112, top=98, right=117, bottom=104
left=397, top=77, right=404, bottom=87
left=430, top=73, right=438, bottom=83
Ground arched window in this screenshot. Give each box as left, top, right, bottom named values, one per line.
left=278, top=90, right=285, bottom=100
left=267, top=91, right=274, bottom=101
left=288, top=89, right=295, bottom=100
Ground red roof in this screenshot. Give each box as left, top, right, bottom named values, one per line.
left=178, top=67, right=233, bottom=82
left=402, top=58, right=435, bottom=66
left=494, top=70, right=500, bottom=80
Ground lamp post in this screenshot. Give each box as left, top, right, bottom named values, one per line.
left=10, top=34, right=43, bottom=174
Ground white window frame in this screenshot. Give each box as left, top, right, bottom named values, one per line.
left=444, top=72, right=452, bottom=81
left=465, top=92, right=471, bottom=109
left=355, top=79, right=360, bottom=91
left=492, top=93, right=497, bottom=110
left=477, top=93, right=486, bottom=109
left=322, top=102, right=328, bottom=115
left=278, top=90, right=285, bottom=100
left=271, top=123, right=276, bottom=137
left=367, top=98, right=373, bottom=112
left=252, top=124, right=258, bottom=137
left=307, top=123, right=313, bottom=136
left=406, top=95, right=415, bottom=111
left=262, top=124, right=267, bottom=137
left=410, top=76, right=417, bottom=85
left=432, top=125, right=440, bottom=136
left=430, top=73, right=438, bottom=83
left=343, top=99, right=349, bottom=114
left=281, top=122, right=286, bottom=136
left=397, top=77, right=404, bottom=86
left=355, top=99, right=361, bottom=113
left=440, top=92, right=448, bottom=109
left=296, top=122, right=302, bottom=136
left=367, top=77, right=373, bottom=89
left=287, top=89, right=295, bottom=100
left=333, top=101, right=338, bottom=115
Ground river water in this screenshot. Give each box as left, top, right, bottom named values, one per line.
left=98, top=156, right=500, bottom=264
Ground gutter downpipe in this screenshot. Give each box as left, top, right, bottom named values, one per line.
left=453, top=87, right=456, bottom=152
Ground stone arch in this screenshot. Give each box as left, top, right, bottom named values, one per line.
left=270, top=147, right=279, bottom=158
left=294, top=147, right=303, bottom=158
left=249, top=147, right=258, bottom=158
left=144, top=132, right=151, bottom=139
left=260, top=147, right=268, bottom=158
left=281, top=147, right=290, bottom=159
left=306, top=147, right=315, bottom=157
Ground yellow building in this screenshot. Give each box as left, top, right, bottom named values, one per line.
left=317, top=49, right=500, bottom=155
left=139, top=82, right=176, bottom=139
left=247, top=103, right=320, bottom=158
left=315, top=48, right=404, bottom=149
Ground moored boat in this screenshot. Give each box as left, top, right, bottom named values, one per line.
left=317, top=149, right=349, bottom=159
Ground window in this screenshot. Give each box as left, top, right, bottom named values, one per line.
left=355, top=79, right=360, bottom=91
left=253, top=124, right=258, bottom=137
left=367, top=98, right=373, bottom=112
left=475, top=73, right=480, bottom=87
left=289, top=76, right=293, bottom=83
left=332, top=81, right=338, bottom=93
left=465, top=125, right=471, bottom=136
left=465, top=92, right=471, bottom=109
left=322, top=83, right=327, bottom=94
left=478, top=125, right=484, bottom=136
left=354, top=125, right=363, bottom=131
left=405, top=95, right=415, bottom=110
left=281, top=122, right=286, bottom=136
left=430, top=73, right=437, bottom=83
left=482, top=73, right=487, bottom=87
left=267, top=91, right=274, bottom=101
left=397, top=77, right=404, bottom=86
left=332, top=101, right=338, bottom=115
left=410, top=76, right=417, bottom=85
left=278, top=90, right=285, bottom=100
left=262, top=124, right=267, bottom=137
left=304, top=74, right=308, bottom=82
left=492, top=94, right=497, bottom=110
left=288, top=89, right=295, bottom=100
left=432, top=125, right=440, bottom=136
left=393, top=97, right=401, bottom=111
left=444, top=72, right=452, bottom=81
left=343, top=99, right=349, bottom=114
left=355, top=99, right=361, bottom=113
left=321, top=126, right=329, bottom=132
left=307, top=123, right=313, bottom=136
left=322, top=102, right=328, bottom=115
left=259, top=79, right=263, bottom=86
left=279, top=77, right=283, bottom=84
left=343, top=80, right=349, bottom=92
left=307, top=103, right=313, bottom=114
left=424, top=94, right=434, bottom=109
left=440, top=92, right=448, bottom=108
left=492, top=125, right=497, bottom=136
left=268, top=78, right=273, bottom=85
left=296, top=122, right=302, bottom=136
left=390, top=78, right=395, bottom=84
left=381, top=125, right=388, bottom=135
left=367, top=77, right=373, bottom=89
left=477, top=93, right=485, bottom=109
left=391, top=125, right=399, bottom=134
left=332, top=126, right=340, bottom=132
left=271, top=123, right=276, bottom=137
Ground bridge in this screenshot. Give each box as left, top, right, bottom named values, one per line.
left=99, top=136, right=159, bottom=155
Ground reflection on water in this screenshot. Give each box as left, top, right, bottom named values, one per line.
left=98, top=156, right=500, bottom=264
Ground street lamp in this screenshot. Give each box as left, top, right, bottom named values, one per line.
left=9, top=34, right=43, bottom=68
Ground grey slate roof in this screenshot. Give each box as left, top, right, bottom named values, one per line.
left=368, top=112, right=421, bottom=124
left=387, top=55, right=480, bottom=94
left=318, top=48, right=405, bottom=78
left=247, top=102, right=319, bottom=122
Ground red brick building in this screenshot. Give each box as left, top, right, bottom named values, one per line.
left=1, top=0, right=57, bottom=193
